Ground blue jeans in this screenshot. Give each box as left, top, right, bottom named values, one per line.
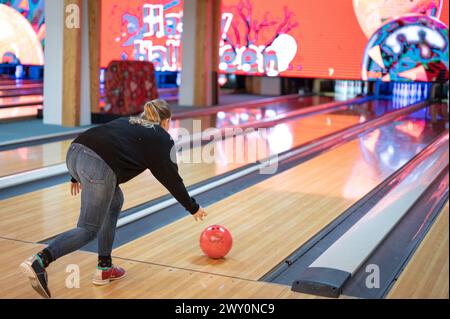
left=46, top=143, right=124, bottom=260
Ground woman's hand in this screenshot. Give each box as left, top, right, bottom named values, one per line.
left=70, top=182, right=81, bottom=196
left=193, top=207, right=207, bottom=221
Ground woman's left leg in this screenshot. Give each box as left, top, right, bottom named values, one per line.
left=92, top=186, right=125, bottom=285
left=98, top=186, right=124, bottom=258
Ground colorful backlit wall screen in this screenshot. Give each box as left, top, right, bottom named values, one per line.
left=0, top=0, right=45, bottom=65
left=99, top=0, right=449, bottom=80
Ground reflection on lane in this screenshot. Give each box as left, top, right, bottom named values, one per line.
left=170, top=96, right=335, bottom=135
left=257, top=99, right=395, bottom=156
left=188, top=99, right=396, bottom=173
left=343, top=105, right=448, bottom=200
left=0, top=94, right=43, bottom=106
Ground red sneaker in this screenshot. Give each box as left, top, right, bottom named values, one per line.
left=92, top=265, right=126, bottom=285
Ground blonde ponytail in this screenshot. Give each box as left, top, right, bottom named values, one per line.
left=143, top=101, right=161, bottom=123
left=129, top=99, right=172, bottom=128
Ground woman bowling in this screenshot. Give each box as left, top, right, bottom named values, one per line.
left=20, top=99, right=207, bottom=298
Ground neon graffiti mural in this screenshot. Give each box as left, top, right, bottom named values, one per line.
left=218, top=2, right=299, bottom=76
left=100, top=0, right=449, bottom=80
left=0, top=0, right=45, bottom=65
left=362, top=14, right=449, bottom=82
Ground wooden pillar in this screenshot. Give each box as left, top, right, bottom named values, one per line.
left=179, top=0, right=221, bottom=107
left=88, top=0, right=101, bottom=114
left=43, top=0, right=64, bottom=125
left=44, top=0, right=94, bottom=127
left=62, top=0, right=82, bottom=126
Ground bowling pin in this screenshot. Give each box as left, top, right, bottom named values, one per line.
left=424, top=83, right=428, bottom=99
left=393, top=85, right=398, bottom=109
left=349, top=81, right=354, bottom=97
left=410, top=83, right=416, bottom=103
left=406, top=83, right=410, bottom=105
left=335, top=81, right=341, bottom=100
left=364, top=81, right=369, bottom=95
left=401, top=83, right=407, bottom=106
left=414, top=83, right=419, bottom=102
left=409, top=83, right=413, bottom=102
left=15, top=65, right=24, bottom=79
left=342, top=81, right=348, bottom=97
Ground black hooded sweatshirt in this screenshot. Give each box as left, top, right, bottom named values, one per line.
left=71, top=117, right=199, bottom=214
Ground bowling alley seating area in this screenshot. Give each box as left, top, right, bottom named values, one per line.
left=0, top=0, right=449, bottom=305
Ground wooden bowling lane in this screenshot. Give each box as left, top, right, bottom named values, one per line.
left=0, top=139, right=72, bottom=177
left=0, top=109, right=368, bottom=243
left=0, top=238, right=319, bottom=299
left=0, top=83, right=43, bottom=91
left=112, top=124, right=440, bottom=281
left=0, top=96, right=332, bottom=177
left=0, top=105, right=42, bottom=122
left=387, top=202, right=449, bottom=299
left=0, top=94, right=43, bottom=108
left=0, top=88, right=43, bottom=98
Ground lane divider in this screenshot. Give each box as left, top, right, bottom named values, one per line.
left=292, top=132, right=449, bottom=298
left=0, top=164, right=67, bottom=190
